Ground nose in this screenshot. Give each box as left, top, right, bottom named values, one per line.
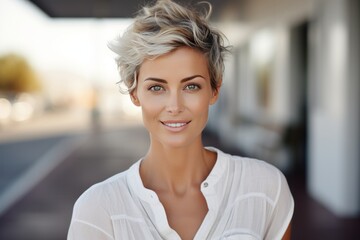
left=165, top=91, right=184, bottom=115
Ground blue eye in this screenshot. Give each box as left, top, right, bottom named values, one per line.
left=149, top=85, right=163, bottom=91
left=184, top=84, right=200, bottom=90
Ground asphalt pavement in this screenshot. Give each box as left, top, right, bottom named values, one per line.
left=0, top=124, right=359, bottom=240
left=0, top=125, right=149, bottom=240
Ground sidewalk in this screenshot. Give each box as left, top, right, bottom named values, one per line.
left=0, top=109, right=142, bottom=143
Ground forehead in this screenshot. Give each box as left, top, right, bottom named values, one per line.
left=138, top=47, right=209, bottom=80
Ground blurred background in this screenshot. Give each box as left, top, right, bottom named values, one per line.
left=0, top=0, right=359, bottom=239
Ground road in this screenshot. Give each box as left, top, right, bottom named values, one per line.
left=0, top=125, right=149, bottom=240
left=0, top=124, right=359, bottom=240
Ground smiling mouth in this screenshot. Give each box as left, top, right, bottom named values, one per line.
left=161, top=121, right=191, bottom=128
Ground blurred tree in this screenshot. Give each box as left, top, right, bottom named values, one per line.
left=0, top=53, right=41, bottom=93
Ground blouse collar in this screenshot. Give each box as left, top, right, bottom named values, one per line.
left=126, top=147, right=229, bottom=204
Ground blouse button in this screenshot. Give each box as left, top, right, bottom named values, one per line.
left=203, top=182, right=209, bottom=188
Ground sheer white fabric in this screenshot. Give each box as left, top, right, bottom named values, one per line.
left=68, top=147, right=294, bottom=240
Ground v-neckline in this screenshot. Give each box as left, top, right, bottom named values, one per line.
left=127, top=147, right=227, bottom=239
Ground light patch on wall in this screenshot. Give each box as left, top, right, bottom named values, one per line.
left=328, top=22, right=347, bottom=117
left=250, top=30, right=275, bottom=66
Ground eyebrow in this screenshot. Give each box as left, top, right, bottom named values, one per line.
left=144, top=75, right=205, bottom=83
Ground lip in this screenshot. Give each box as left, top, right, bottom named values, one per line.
left=160, top=120, right=191, bottom=132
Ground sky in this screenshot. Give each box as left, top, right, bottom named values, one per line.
left=0, top=0, right=141, bottom=118
left=0, top=0, right=132, bottom=85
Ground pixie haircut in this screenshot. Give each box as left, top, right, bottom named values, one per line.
left=108, top=0, right=229, bottom=93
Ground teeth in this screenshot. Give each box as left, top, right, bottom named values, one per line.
left=164, top=122, right=187, bottom=128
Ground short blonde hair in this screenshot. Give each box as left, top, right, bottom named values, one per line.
left=108, top=0, right=229, bottom=93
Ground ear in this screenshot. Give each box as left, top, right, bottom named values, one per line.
left=130, top=90, right=140, bottom=106
left=209, top=80, right=222, bottom=105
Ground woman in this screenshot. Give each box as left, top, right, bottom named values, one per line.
left=68, top=0, right=294, bottom=239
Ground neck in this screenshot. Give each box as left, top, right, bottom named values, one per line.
left=140, top=139, right=216, bottom=196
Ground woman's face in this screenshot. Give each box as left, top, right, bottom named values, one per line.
left=131, top=47, right=220, bottom=148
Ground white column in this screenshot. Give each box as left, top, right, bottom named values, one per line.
left=308, top=0, right=360, bottom=217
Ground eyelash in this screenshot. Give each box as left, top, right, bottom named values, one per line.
left=148, top=85, right=164, bottom=92
left=184, top=84, right=201, bottom=91
left=147, top=83, right=201, bottom=92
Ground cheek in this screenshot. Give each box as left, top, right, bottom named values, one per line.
left=141, top=102, right=158, bottom=116
left=189, top=93, right=212, bottom=110
left=186, top=95, right=211, bottom=120
left=139, top=96, right=164, bottom=121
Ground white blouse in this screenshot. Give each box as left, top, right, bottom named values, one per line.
left=68, top=147, right=294, bottom=240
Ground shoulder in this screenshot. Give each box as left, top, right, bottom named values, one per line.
left=211, top=149, right=294, bottom=239
left=227, top=152, right=282, bottom=179
left=72, top=170, right=131, bottom=218
left=68, top=171, right=129, bottom=239
left=233, top=155, right=282, bottom=181
left=211, top=147, right=281, bottom=179
left=227, top=153, right=289, bottom=204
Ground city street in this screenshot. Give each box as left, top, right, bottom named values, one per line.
left=0, top=125, right=149, bottom=240
left=0, top=122, right=359, bottom=239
